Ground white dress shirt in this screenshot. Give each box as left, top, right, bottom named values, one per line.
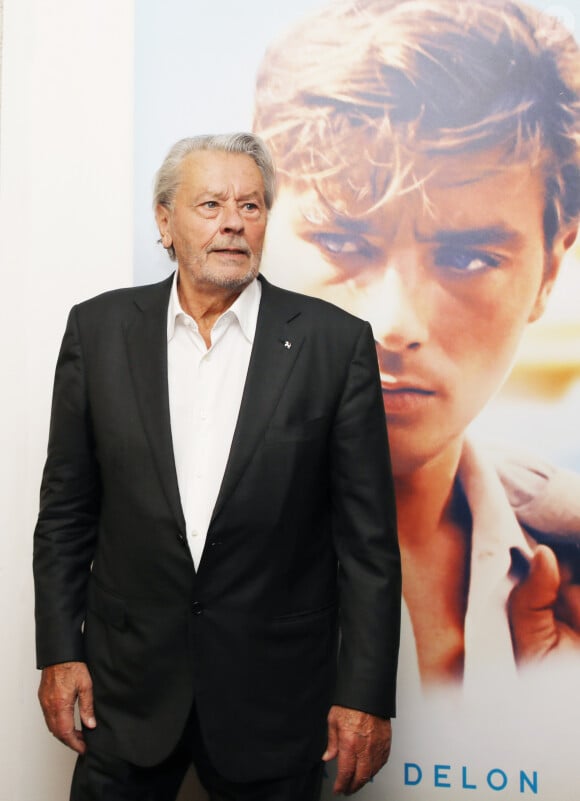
left=167, top=273, right=261, bottom=569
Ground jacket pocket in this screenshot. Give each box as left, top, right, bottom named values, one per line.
left=271, top=601, right=337, bottom=623
left=264, top=416, right=328, bottom=443
left=87, top=580, right=127, bottom=631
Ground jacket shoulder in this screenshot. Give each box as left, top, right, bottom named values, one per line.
left=74, top=274, right=173, bottom=317
left=261, top=276, right=368, bottom=333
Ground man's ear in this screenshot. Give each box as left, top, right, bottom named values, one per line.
left=528, top=225, right=578, bottom=323
left=155, top=204, right=172, bottom=247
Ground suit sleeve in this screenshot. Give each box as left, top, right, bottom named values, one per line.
left=331, top=321, right=401, bottom=718
left=33, top=306, right=101, bottom=668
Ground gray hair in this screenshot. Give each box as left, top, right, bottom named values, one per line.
left=154, top=133, right=276, bottom=261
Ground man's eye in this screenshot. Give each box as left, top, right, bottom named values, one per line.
left=203, top=201, right=218, bottom=209
left=311, top=233, right=372, bottom=258
left=243, top=203, right=259, bottom=212
left=434, top=247, right=502, bottom=273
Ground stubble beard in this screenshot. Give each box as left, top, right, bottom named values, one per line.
left=196, top=250, right=262, bottom=290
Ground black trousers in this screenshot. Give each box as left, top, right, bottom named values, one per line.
left=69, top=708, right=324, bottom=801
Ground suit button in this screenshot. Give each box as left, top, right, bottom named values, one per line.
left=191, top=601, right=203, bottom=615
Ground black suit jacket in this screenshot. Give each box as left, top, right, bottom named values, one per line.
left=33, top=273, right=400, bottom=781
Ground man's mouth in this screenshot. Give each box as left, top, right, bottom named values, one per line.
left=209, top=239, right=250, bottom=257
left=380, top=374, right=436, bottom=415
left=211, top=247, right=249, bottom=255
left=380, top=373, right=434, bottom=394
left=382, top=385, right=434, bottom=396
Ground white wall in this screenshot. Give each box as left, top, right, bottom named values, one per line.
left=0, top=1, right=134, bottom=798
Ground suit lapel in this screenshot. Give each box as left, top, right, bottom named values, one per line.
left=121, top=273, right=304, bottom=536
left=211, top=276, right=304, bottom=524
left=123, top=274, right=186, bottom=534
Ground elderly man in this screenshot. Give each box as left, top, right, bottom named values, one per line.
left=253, top=0, right=580, bottom=690
left=33, top=133, right=401, bottom=800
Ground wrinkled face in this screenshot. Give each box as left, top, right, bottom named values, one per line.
left=263, top=155, right=570, bottom=475
left=156, top=150, right=267, bottom=291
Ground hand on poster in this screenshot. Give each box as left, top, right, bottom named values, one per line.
left=323, top=705, right=392, bottom=795
left=510, top=545, right=580, bottom=662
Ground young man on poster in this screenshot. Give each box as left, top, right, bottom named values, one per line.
left=33, top=133, right=401, bottom=800
left=253, top=0, right=580, bottom=692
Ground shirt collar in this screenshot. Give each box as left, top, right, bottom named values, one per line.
left=458, top=438, right=535, bottom=563
left=167, top=270, right=261, bottom=343
left=459, top=437, right=534, bottom=688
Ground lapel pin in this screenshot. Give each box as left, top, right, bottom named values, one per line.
left=283, top=340, right=292, bottom=349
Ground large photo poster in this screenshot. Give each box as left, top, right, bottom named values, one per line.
left=135, top=2, right=580, bottom=798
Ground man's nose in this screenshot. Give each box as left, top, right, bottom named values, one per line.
left=220, top=203, right=244, bottom=234
left=359, top=259, right=429, bottom=352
